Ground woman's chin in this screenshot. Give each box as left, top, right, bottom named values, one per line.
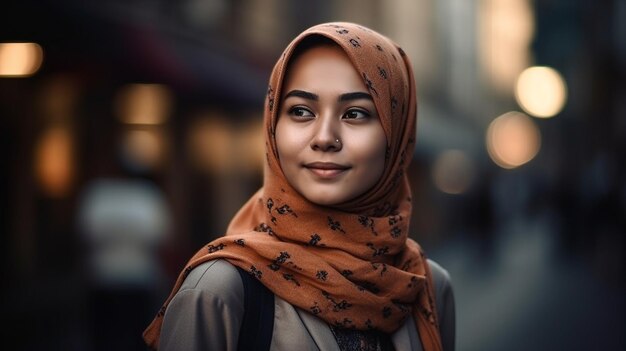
left=299, top=188, right=349, bottom=207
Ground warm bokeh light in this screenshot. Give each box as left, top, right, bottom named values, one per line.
left=486, top=111, right=541, bottom=169
left=187, top=117, right=233, bottom=173
left=479, top=0, right=534, bottom=93
left=114, top=84, right=173, bottom=125
left=121, top=129, right=166, bottom=170
left=236, top=117, right=265, bottom=174
left=515, top=66, right=568, bottom=118
left=34, top=127, right=74, bottom=197
left=187, top=115, right=265, bottom=175
left=432, top=149, right=476, bottom=195
left=0, top=42, right=44, bottom=77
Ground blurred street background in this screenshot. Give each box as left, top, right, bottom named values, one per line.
left=1, top=1, right=624, bottom=350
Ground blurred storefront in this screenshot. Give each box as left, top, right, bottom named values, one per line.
left=1, top=1, right=624, bottom=350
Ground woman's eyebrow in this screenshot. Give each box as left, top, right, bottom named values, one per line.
left=338, top=92, right=373, bottom=102
left=284, top=90, right=319, bottom=101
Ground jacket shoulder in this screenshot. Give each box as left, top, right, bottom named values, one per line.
left=426, top=258, right=455, bottom=351
left=426, top=259, right=451, bottom=293
left=159, top=259, right=245, bottom=350
left=179, top=259, right=244, bottom=302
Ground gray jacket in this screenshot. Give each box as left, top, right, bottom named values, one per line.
left=159, top=259, right=455, bottom=351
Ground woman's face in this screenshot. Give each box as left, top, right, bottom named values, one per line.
left=276, top=44, right=387, bottom=206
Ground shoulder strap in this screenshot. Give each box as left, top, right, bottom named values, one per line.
left=235, top=266, right=275, bottom=351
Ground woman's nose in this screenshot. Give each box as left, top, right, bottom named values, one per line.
left=310, top=115, right=342, bottom=152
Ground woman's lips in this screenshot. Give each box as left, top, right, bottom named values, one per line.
left=304, top=162, right=350, bottom=179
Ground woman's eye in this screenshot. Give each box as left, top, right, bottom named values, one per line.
left=289, top=107, right=314, bottom=118
left=343, top=109, right=370, bottom=120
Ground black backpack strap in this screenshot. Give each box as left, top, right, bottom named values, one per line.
left=236, top=266, right=275, bottom=351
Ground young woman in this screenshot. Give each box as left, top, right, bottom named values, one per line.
left=144, top=22, right=455, bottom=351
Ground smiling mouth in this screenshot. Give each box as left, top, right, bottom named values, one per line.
left=304, top=162, right=350, bottom=179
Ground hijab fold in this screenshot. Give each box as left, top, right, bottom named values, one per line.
left=143, top=22, right=442, bottom=351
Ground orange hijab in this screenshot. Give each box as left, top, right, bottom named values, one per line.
left=144, top=22, right=442, bottom=351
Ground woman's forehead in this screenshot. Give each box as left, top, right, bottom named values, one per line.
left=281, top=44, right=367, bottom=97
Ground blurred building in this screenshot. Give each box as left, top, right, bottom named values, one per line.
left=1, top=1, right=624, bottom=350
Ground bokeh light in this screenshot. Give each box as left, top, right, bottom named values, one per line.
left=479, top=0, right=534, bottom=93
left=187, top=116, right=232, bottom=173
left=34, top=127, right=74, bottom=197
left=114, top=84, right=173, bottom=125
left=486, top=111, right=541, bottom=169
left=515, top=66, right=567, bottom=118
left=0, top=42, right=44, bottom=77
left=120, top=129, right=166, bottom=171
left=187, top=115, right=265, bottom=175
left=235, top=118, right=265, bottom=174
left=432, top=149, right=476, bottom=194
